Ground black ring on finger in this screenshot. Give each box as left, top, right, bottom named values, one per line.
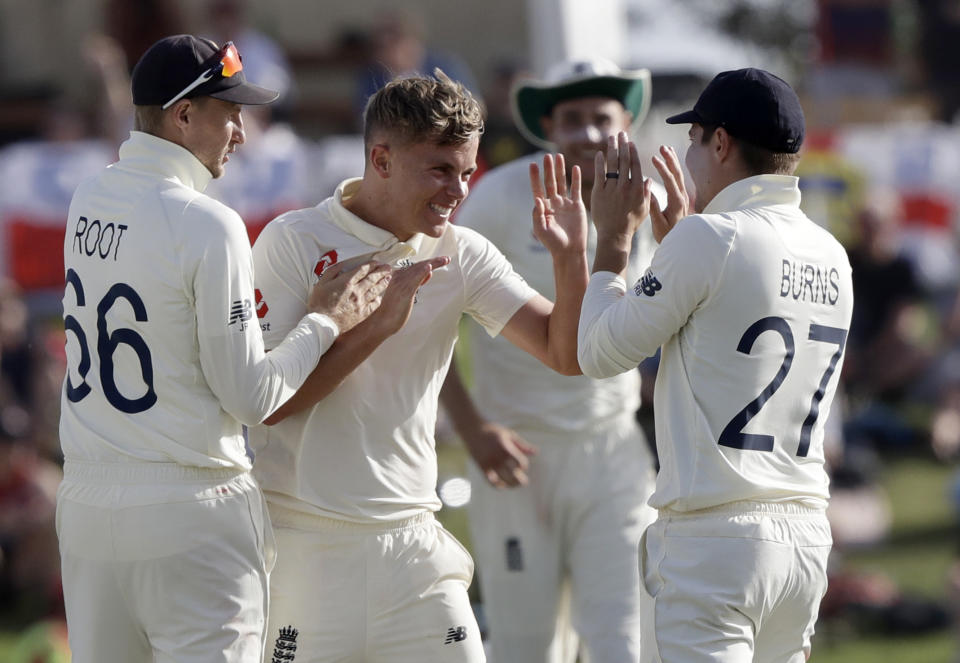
left=605, top=172, right=619, bottom=179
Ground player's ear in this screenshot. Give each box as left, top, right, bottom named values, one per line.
left=713, top=126, right=734, bottom=164
left=169, top=98, right=193, bottom=130
left=370, top=143, right=392, bottom=179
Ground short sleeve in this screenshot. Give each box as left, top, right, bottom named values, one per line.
left=457, top=226, right=537, bottom=336
left=252, top=217, right=315, bottom=349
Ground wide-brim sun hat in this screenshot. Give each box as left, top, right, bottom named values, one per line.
left=511, top=58, right=652, bottom=150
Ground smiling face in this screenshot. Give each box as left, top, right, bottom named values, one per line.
left=540, top=97, right=632, bottom=189
left=180, top=97, right=245, bottom=178
left=375, top=136, right=479, bottom=240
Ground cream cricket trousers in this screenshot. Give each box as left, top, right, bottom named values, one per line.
left=639, top=501, right=832, bottom=663
left=467, top=415, right=657, bottom=663
left=264, top=505, right=485, bottom=663
left=57, top=460, right=275, bottom=663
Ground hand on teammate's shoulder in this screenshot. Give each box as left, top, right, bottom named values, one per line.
left=308, top=260, right=392, bottom=333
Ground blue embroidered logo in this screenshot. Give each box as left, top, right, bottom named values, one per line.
left=635, top=270, right=662, bottom=297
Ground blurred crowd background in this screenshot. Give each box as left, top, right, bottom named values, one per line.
left=2, top=0, right=960, bottom=660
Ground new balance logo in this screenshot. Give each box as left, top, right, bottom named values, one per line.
left=635, top=270, right=663, bottom=297
left=444, top=626, right=468, bottom=644
left=228, top=299, right=253, bottom=328
left=271, top=625, right=298, bottom=663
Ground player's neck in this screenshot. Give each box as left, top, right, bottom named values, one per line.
left=342, top=182, right=409, bottom=240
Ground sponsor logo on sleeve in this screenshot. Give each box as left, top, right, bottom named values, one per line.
left=228, top=299, right=253, bottom=330
left=634, top=269, right=662, bottom=297
left=444, top=626, right=468, bottom=644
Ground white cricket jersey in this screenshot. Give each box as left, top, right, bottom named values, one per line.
left=60, top=131, right=338, bottom=470
left=579, top=175, right=853, bottom=510
left=250, top=178, right=539, bottom=522
left=457, top=155, right=661, bottom=435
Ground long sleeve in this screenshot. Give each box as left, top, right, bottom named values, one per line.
left=578, top=215, right=729, bottom=379
left=193, top=205, right=338, bottom=425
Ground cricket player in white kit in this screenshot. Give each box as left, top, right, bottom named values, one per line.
left=57, top=35, right=390, bottom=663
left=578, top=69, right=853, bottom=662
left=440, top=59, right=659, bottom=663
left=249, top=70, right=590, bottom=663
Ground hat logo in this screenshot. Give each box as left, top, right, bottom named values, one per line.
left=573, top=62, right=590, bottom=74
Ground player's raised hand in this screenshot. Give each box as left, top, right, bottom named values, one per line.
left=650, top=144, right=690, bottom=242
left=530, top=153, right=587, bottom=256
left=590, top=131, right=652, bottom=244
left=463, top=422, right=538, bottom=488
left=372, top=256, right=451, bottom=336
left=308, top=260, right=392, bottom=333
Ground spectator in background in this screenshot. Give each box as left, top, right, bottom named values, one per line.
left=354, top=10, right=481, bottom=121
left=0, top=431, right=62, bottom=622
left=843, top=192, right=936, bottom=451
left=200, top=0, right=295, bottom=115
left=0, top=278, right=62, bottom=623
left=475, top=60, right=537, bottom=170
left=441, top=59, right=660, bottom=663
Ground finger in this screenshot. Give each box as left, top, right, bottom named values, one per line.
left=515, top=438, right=539, bottom=457
left=532, top=197, right=548, bottom=235
left=509, top=467, right=529, bottom=486
left=529, top=162, right=544, bottom=201
left=423, top=255, right=451, bottom=271
left=498, top=458, right=526, bottom=487
left=629, top=141, right=643, bottom=185
left=593, top=150, right=605, bottom=197
left=652, top=155, right=681, bottom=203
left=485, top=468, right=506, bottom=489
left=659, top=145, right=687, bottom=200
left=606, top=135, right=618, bottom=177
left=317, top=261, right=345, bottom=282
left=618, top=131, right=630, bottom=182
left=345, top=261, right=376, bottom=284
left=555, top=153, right=567, bottom=198
left=650, top=194, right=668, bottom=242
left=660, top=145, right=685, bottom=184
left=543, top=154, right=557, bottom=200
left=569, top=164, right=582, bottom=205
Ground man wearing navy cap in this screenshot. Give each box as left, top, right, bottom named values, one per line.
left=578, top=68, right=853, bottom=661
left=56, top=35, right=391, bottom=662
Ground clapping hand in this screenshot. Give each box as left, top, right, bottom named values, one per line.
left=529, top=153, right=588, bottom=256
left=590, top=131, right=653, bottom=245
left=649, top=145, right=691, bottom=243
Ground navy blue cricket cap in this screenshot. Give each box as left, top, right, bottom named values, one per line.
left=131, top=34, right=278, bottom=107
left=666, top=68, right=804, bottom=154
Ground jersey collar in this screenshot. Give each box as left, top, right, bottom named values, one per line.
left=118, top=131, right=214, bottom=193
left=702, top=174, right=801, bottom=215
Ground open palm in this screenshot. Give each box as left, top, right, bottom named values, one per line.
left=530, top=153, right=587, bottom=255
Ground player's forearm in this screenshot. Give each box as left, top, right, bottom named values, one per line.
left=592, top=232, right=633, bottom=277
left=578, top=273, right=645, bottom=379
left=544, top=250, right=589, bottom=375
left=264, top=317, right=390, bottom=425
